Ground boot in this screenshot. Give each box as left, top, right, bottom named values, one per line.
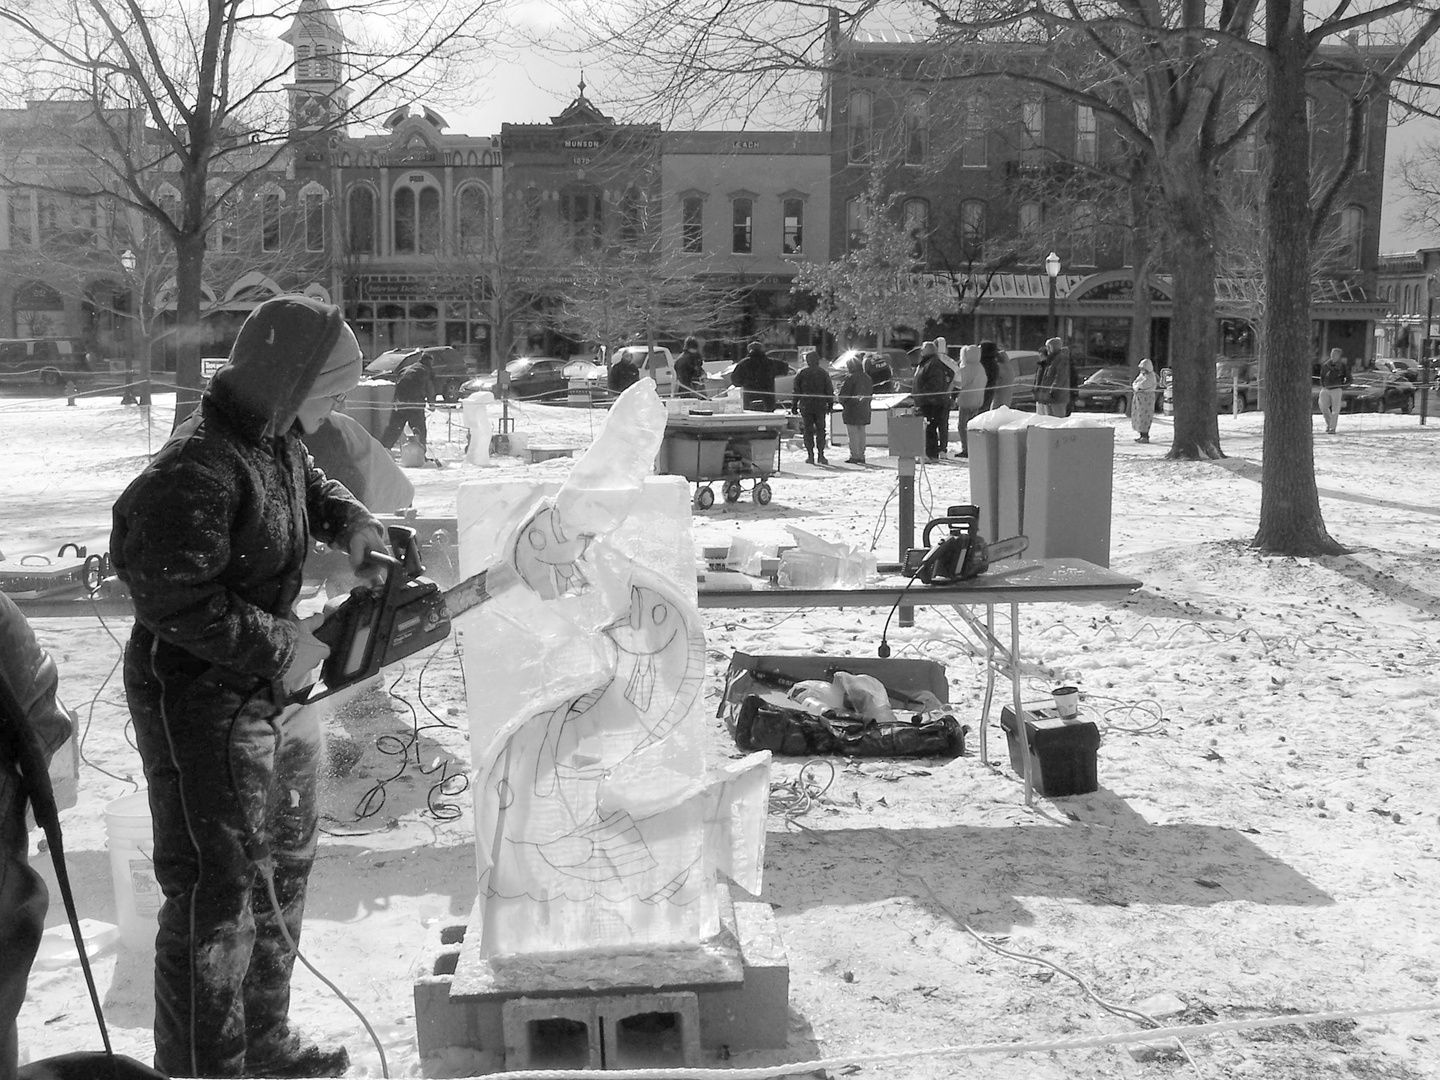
left=817, top=452, right=828, bottom=465
left=1135, top=433, right=1149, bottom=443
left=806, top=452, right=814, bottom=464
left=244, top=1034, right=350, bottom=1079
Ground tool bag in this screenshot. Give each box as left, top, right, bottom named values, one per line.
left=733, top=693, right=967, bottom=758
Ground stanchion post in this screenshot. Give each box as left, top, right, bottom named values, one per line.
left=898, top=454, right=915, bottom=628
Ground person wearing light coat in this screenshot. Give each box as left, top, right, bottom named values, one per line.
left=952, top=344, right=988, bottom=457
left=1131, top=358, right=1159, bottom=443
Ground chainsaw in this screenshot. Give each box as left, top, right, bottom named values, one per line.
left=901, top=505, right=1028, bottom=584
left=293, top=522, right=543, bottom=704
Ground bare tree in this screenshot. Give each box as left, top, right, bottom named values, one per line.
left=0, top=0, right=504, bottom=429
left=794, top=179, right=950, bottom=344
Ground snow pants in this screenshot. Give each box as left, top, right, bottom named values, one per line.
left=919, top=402, right=950, bottom=459
left=381, top=405, right=428, bottom=450
left=799, top=406, right=829, bottom=459
left=124, top=640, right=321, bottom=1078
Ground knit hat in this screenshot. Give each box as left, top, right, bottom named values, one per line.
left=307, top=323, right=364, bottom=401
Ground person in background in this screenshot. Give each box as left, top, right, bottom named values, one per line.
left=1131, top=358, right=1159, bottom=443
left=978, top=340, right=1001, bottom=411
left=301, top=410, right=414, bottom=514
left=1034, top=336, right=1073, bottom=417
left=111, top=296, right=386, bottom=1078
left=952, top=345, right=987, bottom=458
left=911, top=340, right=955, bottom=463
left=838, top=355, right=874, bottom=465
left=607, top=350, right=640, bottom=395
left=731, top=341, right=788, bottom=411
left=990, top=346, right=1017, bottom=408
left=864, top=351, right=895, bottom=395
left=380, top=352, right=437, bottom=452
left=791, top=351, right=835, bottom=465
left=0, top=594, right=74, bottom=1080
left=673, top=336, right=707, bottom=398
left=1318, top=347, right=1349, bottom=434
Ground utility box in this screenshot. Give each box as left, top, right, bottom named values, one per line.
left=1000, top=706, right=1100, bottom=798
left=885, top=410, right=926, bottom=458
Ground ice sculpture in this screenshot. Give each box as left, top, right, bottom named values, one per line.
left=455, top=380, right=771, bottom=958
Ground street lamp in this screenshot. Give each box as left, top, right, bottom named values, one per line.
left=1045, top=251, right=1061, bottom=341
left=119, top=249, right=137, bottom=405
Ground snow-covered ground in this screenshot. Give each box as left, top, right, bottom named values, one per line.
left=5, top=388, right=1439, bottom=1079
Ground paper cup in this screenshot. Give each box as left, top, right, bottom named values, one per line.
left=1051, top=686, right=1080, bottom=719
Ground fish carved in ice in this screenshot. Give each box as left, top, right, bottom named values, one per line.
left=481, top=567, right=706, bottom=904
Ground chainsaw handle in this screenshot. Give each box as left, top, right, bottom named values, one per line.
left=922, top=504, right=979, bottom=548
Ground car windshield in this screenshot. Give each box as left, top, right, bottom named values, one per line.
left=505, top=359, right=533, bottom=375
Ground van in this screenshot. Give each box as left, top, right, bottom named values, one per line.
left=0, top=338, right=90, bottom=388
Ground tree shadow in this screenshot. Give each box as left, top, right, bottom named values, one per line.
left=761, top=786, right=1330, bottom=934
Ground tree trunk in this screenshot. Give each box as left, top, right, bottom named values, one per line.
left=1253, top=0, right=1344, bottom=555
left=1160, top=177, right=1223, bottom=458
left=171, top=232, right=207, bottom=430
left=1128, top=182, right=1154, bottom=369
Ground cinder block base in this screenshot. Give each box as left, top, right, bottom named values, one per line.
left=413, top=898, right=789, bottom=1073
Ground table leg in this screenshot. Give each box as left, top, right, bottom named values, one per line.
left=949, top=604, right=1013, bottom=766
left=1011, top=601, right=1031, bottom=807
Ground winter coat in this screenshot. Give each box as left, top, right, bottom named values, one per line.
left=1034, top=346, right=1073, bottom=408
left=393, top=360, right=436, bottom=405
left=731, top=349, right=788, bottom=410
left=301, top=411, right=415, bottom=513
left=953, top=346, right=987, bottom=414
left=1319, top=357, right=1349, bottom=388
left=990, top=350, right=1017, bottom=407
left=864, top=355, right=895, bottom=394
left=673, top=348, right=707, bottom=395
left=1130, top=365, right=1158, bottom=433
left=791, top=364, right=835, bottom=414
left=608, top=358, right=640, bottom=393
left=111, top=296, right=381, bottom=692
left=911, top=354, right=954, bottom=404
left=838, top=369, right=874, bottom=426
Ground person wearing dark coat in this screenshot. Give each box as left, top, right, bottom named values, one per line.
left=111, top=295, right=385, bottom=1079
left=791, top=352, right=835, bottom=464
left=864, top=352, right=895, bottom=395
left=838, top=356, right=874, bottom=464
left=979, top=340, right=1001, bottom=411
left=0, top=594, right=74, bottom=1080
left=673, top=336, right=707, bottom=397
left=730, top=341, right=789, bottom=411
left=911, top=341, right=955, bottom=461
left=1034, top=336, right=1073, bottom=417
left=379, top=354, right=437, bottom=451
left=608, top=352, right=641, bottom=394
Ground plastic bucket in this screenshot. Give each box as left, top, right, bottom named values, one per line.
left=105, top=791, right=161, bottom=950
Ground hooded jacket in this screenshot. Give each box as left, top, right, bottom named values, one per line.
left=111, top=296, right=379, bottom=685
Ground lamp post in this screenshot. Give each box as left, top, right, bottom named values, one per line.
left=119, top=249, right=137, bottom=405
left=1045, top=251, right=1061, bottom=341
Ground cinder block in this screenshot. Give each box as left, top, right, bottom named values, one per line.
left=413, top=923, right=504, bottom=1063
left=502, top=996, right=603, bottom=1071
left=599, top=992, right=701, bottom=1070
left=697, top=901, right=790, bottom=1051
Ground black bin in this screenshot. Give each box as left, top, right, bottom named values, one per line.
left=999, top=706, right=1100, bottom=797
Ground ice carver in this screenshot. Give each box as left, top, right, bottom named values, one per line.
left=111, top=296, right=386, bottom=1079
left=0, top=594, right=74, bottom=1079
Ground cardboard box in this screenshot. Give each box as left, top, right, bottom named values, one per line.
left=720, top=651, right=948, bottom=731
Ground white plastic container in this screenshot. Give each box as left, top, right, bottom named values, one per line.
left=105, top=791, right=161, bottom=950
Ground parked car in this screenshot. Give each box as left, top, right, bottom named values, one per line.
left=1347, top=369, right=1415, bottom=412
left=1074, top=365, right=1137, bottom=412
left=1373, top=357, right=1421, bottom=384
left=461, top=355, right=573, bottom=401
left=1215, top=358, right=1260, bottom=412
left=364, top=345, right=472, bottom=402
left=0, top=337, right=92, bottom=388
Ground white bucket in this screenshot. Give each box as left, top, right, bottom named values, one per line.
left=105, top=790, right=161, bottom=950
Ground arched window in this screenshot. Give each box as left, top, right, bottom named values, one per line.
left=620, top=186, right=645, bottom=245
left=206, top=181, right=239, bottom=253
left=960, top=200, right=986, bottom=254
left=848, top=90, right=873, bottom=164
left=7, top=189, right=35, bottom=246
left=904, top=94, right=929, bottom=165
left=1018, top=201, right=1042, bottom=234
left=348, top=186, right=375, bottom=254
left=1339, top=205, right=1364, bottom=268
left=845, top=198, right=865, bottom=253
left=457, top=185, right=489, bottom=254
left=904, top=198, right=929, bottom=261
left=560, top=186, right=603, bottom=250
left=301, top=184, right=327, bottom=252
left=393, top=176, right=441, bottom=255
left=259, top=186, right=284, bottom=252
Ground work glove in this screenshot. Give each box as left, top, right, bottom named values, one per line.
left=280, top=613, right=331, bottom=695
left=346, top=521, right=390, bottom=582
